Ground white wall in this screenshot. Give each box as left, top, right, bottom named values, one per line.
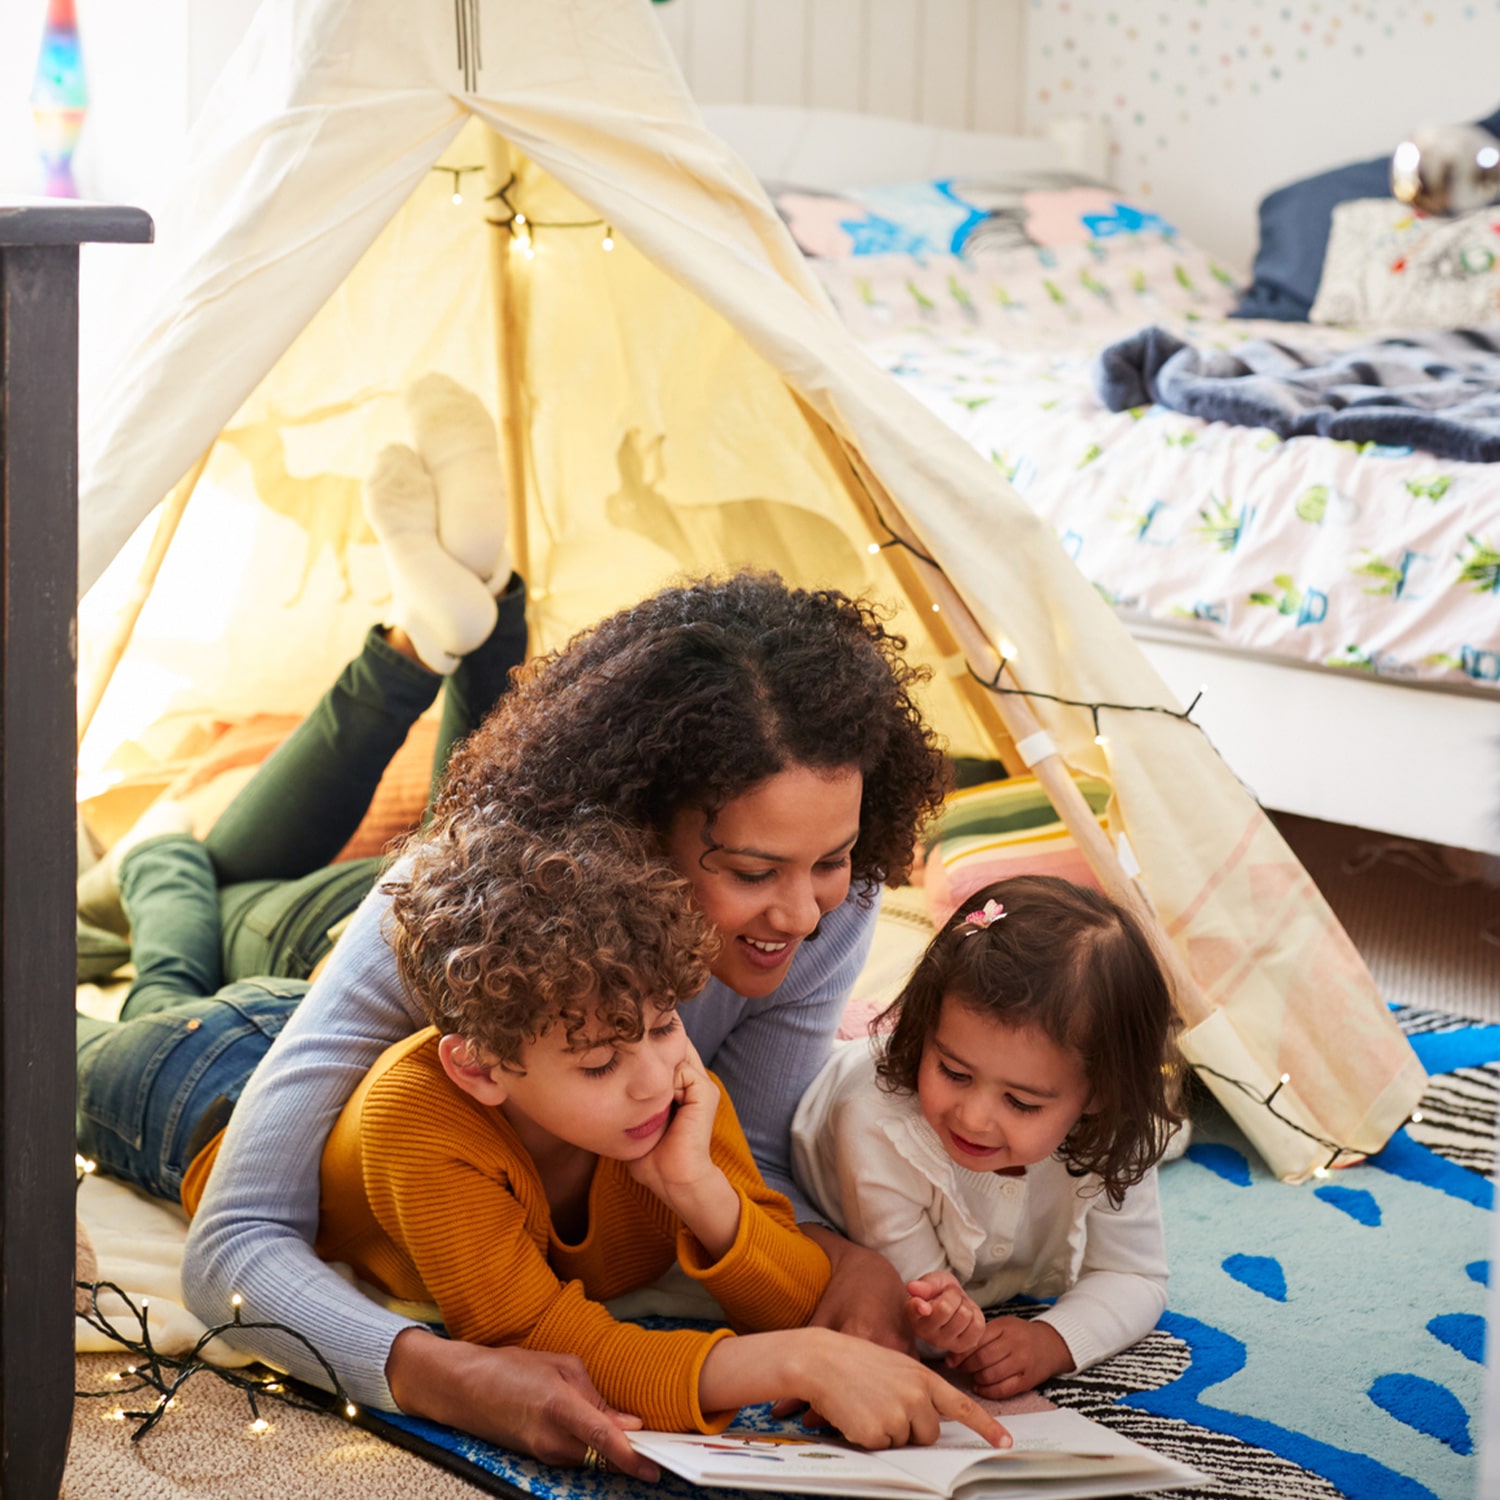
left=1024, top=1, right=1500, bottom=274
left=0, top=0, right=260, bottom=213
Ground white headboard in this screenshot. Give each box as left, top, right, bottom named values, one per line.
left=653, top=0, right=1028, bottom=136
left=700, top=104, right=1108, bottom=189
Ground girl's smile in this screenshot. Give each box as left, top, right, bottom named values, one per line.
left=665, top=762, right=863, bottom=999
left=917, top=995, right=1092, bottom=1174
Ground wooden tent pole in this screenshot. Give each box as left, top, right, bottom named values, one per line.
left=76, top=447, right=212, bottom=750
left=842, top=457, right=1211, bottom=1027
left=485, top=130, right=531, bottom=591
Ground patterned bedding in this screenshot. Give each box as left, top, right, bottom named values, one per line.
left=771, top=177, right=1500, bottom=692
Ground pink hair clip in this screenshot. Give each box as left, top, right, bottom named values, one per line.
left=963, top=898, right=1007, bottom=931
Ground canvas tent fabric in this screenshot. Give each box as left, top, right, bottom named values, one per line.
left=76, top=0, right=1423, bottom=1183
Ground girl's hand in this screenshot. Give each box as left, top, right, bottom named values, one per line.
left=905, top=1272, right=986, bottom=1357
left=950, top=1315, right=1075, bottom=1398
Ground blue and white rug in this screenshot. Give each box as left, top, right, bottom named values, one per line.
left=367, top=1004, right=1496, bottom=1500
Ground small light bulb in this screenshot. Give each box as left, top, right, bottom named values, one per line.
left=1279, top=1073, right=1291, bottom=1085
left=523, top=245, right=536, bottom=260
left=1313, top=1165, right=1330, bottom=1179
left=866, top=542, right=881, bottom=555
left=106, top=1409, right=126, bottom=1422
left=998, top=638, right=1018, bottom=661
left=451, top=191, right=463, bottom=205
left=1410, top=1110, right=1424, bottom=1124
left=345, top=1402, right=358, bottom=1419
left=1094, top=733, right=1109, bottom=748
left=263, top=1382, right=282, bottom=1394
left=931, top=603, right=940, bottom=613
left=249, top=1418, right=270, bottom=1434
left=601, top=232, right=615, bottom=252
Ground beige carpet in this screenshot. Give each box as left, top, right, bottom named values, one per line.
left=62, top=814, right=1500, bottom=1499
left=68, top=1354, right=479, bottom=1499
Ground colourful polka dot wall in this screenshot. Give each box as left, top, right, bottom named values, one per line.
left=1026, top=0, right=1500, bottom=203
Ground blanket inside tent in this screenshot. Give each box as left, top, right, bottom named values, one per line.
left=76, top=0, right=1423, bottom=1182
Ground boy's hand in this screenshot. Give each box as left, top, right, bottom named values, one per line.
left=905, top=1272, right=986, bottom=1357
left=950, top=1315, right=1075, bottom=1398
left=793, top=1330, right=1011, bottom=1451
left=627, top=1041, right=740, bottom=1258
left=626, top=1041, right=719, bottom=1201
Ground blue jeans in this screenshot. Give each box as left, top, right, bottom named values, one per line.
left=76, top=980, right=305, bottom=1202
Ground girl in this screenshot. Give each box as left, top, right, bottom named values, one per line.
left=791, top=875, right=1183, bottom=1400
left=173, top=569, right=948, bottom=1463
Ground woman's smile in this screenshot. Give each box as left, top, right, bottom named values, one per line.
left=665, top=762, right=863, bottom=999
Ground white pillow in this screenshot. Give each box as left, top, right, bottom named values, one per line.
left=1311, top=197, right=1500, bottom=327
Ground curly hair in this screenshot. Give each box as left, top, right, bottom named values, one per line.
left=385, top=815, right=716, bottom=1067
left=432, top=572, right=948, bottom=893
left=875, top=875, right=1184, bottom=1207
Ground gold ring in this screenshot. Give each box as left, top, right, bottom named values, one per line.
left=582, top=1444, right=608, bottom=1473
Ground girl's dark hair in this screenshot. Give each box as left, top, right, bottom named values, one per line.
left=875, top=875, right=1184, bottom=1206
left=433, top=571, right=948, bottom=891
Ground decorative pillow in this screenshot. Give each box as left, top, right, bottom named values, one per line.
left=920, top=775, right=1110, bottom=929
left=1234, top=102, right=1500, bottom=322
left=770, top=174, right=1170, bottom=263
left=1310, top=199, right=1500, bottom=327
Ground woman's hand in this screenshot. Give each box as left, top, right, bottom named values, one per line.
left=385, top=1327, right=660, bottom=1480
left=905, top=1271, right=986, bottom=1357
left=949, top=1315, right=1075, bottom=1398
left=700, top=1328, right=1010, bottom=1452
left=626, top=1042, right=741, bottom=1259
left=799, top=1228, right=915, bottom=1354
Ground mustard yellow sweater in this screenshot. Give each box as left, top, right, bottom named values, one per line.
left=309, top=1029, right=830, bottom=1431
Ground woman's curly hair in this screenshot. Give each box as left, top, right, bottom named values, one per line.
left=875, top=875, right=1185, bottom=1207
left=432, top=571, right=948, bottom=893
left=385, top=815, right=716, bottom=1067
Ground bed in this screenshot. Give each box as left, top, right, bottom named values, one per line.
left=701, top=103, right=1500, bottom=861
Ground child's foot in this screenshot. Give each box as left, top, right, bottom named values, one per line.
left=405, top=373, right=512, bottom=590
left=363, top=443, right=498, bottom=674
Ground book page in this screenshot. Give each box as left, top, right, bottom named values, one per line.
left=874, top=1410, right=1188, bottom=1488
left=627, top=1431, right=941, bottom=1497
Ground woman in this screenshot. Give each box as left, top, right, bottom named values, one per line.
left=158, top=570, right=946, bottom=1463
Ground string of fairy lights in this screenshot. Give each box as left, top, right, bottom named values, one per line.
left=74, top=1157, right=360, bottom=1441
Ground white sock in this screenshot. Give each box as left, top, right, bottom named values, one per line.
left=405, top=373, right=512, bottom=589
left=363, top=443, right=498, bottom=675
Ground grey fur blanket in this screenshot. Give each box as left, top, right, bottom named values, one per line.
left=1092, top=324, right=1500, bottom=461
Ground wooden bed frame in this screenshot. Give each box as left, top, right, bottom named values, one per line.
left=701, top=102, right=1500, bottom=862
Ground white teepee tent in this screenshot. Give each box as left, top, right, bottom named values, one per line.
left=76, top=0, right=1423, bottom=1181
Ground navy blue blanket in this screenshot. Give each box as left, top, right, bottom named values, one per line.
left=1093, top=324, right=1500, bottom=461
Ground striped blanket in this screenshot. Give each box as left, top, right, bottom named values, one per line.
left=1093, top=325, right=1500, bottom=461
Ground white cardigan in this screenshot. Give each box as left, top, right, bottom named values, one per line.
left=790, top=1039, right=1168, bottom=1372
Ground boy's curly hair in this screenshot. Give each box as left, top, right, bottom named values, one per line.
left=385, top=815, right=716, bottom=1067
left=875, top=875, right=1185, bottom=1207
left=431, top=572, right=948, bottom=893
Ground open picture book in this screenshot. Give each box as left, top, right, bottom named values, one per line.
left=627, top=1408, right=1206, bottom=1499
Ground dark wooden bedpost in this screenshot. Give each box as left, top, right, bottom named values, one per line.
left=0, top=201, right=151, bottom=1500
